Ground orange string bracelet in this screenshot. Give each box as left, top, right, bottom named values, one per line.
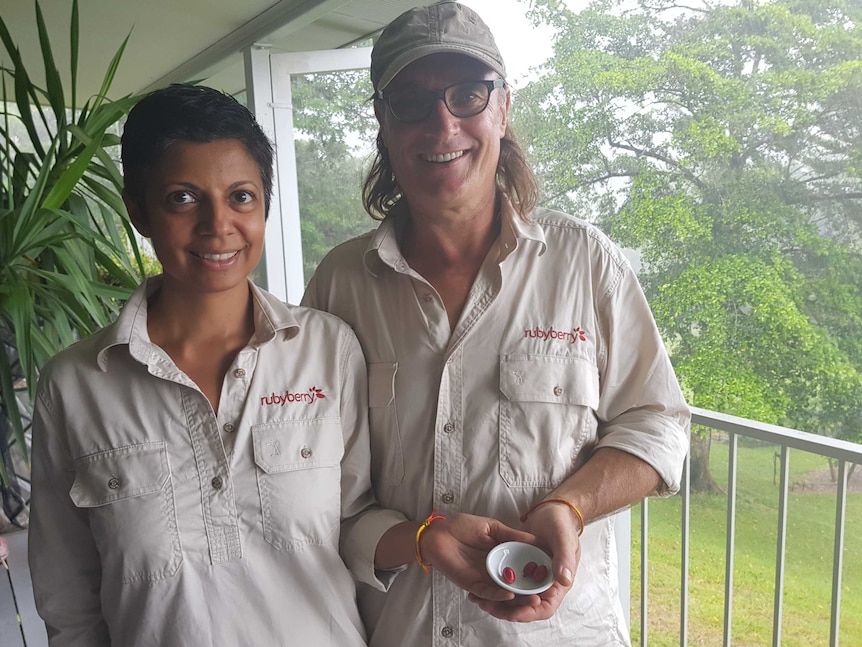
left=415, top=509, right=446, bottom=574
left=520, top=498, right=585, bottom=536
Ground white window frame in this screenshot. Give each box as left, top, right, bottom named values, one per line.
left=243, top=44, right=372, bottom=303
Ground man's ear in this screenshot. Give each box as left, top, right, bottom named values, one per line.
left=499, top=87, right=511, bottom=134
left=123, top=192, right=150, bottom=238
left=373, top=100, right=389, bottom=149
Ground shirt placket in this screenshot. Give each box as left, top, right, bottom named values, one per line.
left=432, top=349, right=463, bottom=645
left=218, top=346, right=258, bottom=458
left=180, top=349, right=256, bottom=566
left=432, top=266, right=500, bottom=647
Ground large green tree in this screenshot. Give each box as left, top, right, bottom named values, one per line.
left=515, top=0, right=862, bottom=489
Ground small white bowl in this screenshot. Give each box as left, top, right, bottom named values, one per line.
left=485, top=541, right=554, bottom=595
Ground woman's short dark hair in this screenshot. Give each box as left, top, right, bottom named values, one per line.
left=362, top=108, right=539, bottom=222
left=121, top=84, right=275, bottom=216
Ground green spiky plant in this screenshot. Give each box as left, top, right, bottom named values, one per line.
left=0, top=0, right=146, bottom=490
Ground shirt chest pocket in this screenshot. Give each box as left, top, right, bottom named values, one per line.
left=252, top=418, right=343, bottom=551
left=70, top=442, right=182, bottom=584
left=499, top=355, right=600, bottom=488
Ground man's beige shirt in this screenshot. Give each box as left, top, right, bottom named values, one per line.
left=303, top=203, right=691, bottom=647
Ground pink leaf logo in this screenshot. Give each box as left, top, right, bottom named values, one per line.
left=310, top=386, right=326, bottom=400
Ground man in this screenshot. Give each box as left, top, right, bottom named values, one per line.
left=303, top=3, right=691, bottom=645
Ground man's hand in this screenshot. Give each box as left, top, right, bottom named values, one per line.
left=420, top=512, right=538, bottom=602
left=468, top=502, right=582, bottom=621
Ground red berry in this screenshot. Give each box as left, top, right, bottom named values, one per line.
left=501, top=566, right=516, bottom=584
left=533, top=564, right=549, bottom=582
left=523, top=561, right=537, bottom=578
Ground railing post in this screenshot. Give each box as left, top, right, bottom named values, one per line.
left=773, top=446, right=790, bottom=647
left=829, top=460, right=848, bottom=647
left=722, top=432, right=738, bottom=647
left=680, top=452, right=690, bottom=647
left=641, top=498, right=649, bottom=647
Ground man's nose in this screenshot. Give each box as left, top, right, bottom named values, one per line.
left=428, top=96, right=461, bottom=130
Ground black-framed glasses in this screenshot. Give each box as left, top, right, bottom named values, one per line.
left=376, top=79, right=507, bottom=124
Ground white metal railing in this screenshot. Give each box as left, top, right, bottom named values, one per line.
left=636, top=407, right=862, bottom=647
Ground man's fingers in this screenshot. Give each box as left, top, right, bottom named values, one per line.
left=467, top=582, right=518, bottom=602
left=556, top=564, right=574, bottom=587
left=467, top=594, right=549, bottom=622
left=487, top=520, right=537, bottom=545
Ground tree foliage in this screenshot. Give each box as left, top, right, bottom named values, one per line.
left=289, top=69, right=378, bottom=278
left=515, top=0, right=862, bottom=447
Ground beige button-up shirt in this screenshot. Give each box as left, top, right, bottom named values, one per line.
left=303, top=203, right=691, bottom=647
left=28, top=278, right=397, bottom=647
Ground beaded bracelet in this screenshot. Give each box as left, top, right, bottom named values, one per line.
left=415, top=509, right=446, bottom=574
left=520, top=498, right=585, bottom=536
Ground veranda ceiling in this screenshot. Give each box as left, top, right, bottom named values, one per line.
left=1, top=0, right=421, bottom=105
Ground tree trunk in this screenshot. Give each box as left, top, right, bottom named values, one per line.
left=689, top=429, right=724, bottom=494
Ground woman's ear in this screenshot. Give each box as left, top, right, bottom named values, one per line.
left=123, top=192, right=150, bottom=238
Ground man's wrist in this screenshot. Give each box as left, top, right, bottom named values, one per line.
left=521, top=498, right=585, bottom=535
left=415, top=510, right=446, bottom=573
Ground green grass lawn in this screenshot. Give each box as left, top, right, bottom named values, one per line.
left=629, top=439, right=861, bottom=646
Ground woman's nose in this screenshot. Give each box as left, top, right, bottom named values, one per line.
left=198, top=200, right=234, bottom=235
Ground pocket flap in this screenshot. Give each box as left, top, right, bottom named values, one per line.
left=368, top=362, right=398, bottom=408
left=70, top=442, right=169, bottom=507
left=252, top=418, right=343, bottom=474
left=500, top=355, right=600, bottom=407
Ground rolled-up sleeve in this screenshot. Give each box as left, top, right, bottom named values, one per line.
left=593, top=265, right=691, bottom=495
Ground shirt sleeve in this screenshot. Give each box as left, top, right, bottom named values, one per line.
left=593, top=263, right=691, bottom=495
left=28, top=375, right=111, bottom=646
left=336, top=327, right=407, bottom=590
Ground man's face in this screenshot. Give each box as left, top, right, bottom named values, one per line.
left=377, top=53, right=510, bottom=214
left=125, top=139, right=266, bottom=299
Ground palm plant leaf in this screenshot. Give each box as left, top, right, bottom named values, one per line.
left=69, top=0, right=79, bottom=120
left=0, top=0, right=146, bottom=481
left=34, top=0, right=66, bottom=157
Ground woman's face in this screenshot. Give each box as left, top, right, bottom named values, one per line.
left=126, top=139, right=266, bottom=299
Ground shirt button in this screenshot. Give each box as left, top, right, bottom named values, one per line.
left=223, top=422, right=235, bottom=433
left=553, top=385, right=564, bottom=396
left=442, top=491, right=455, bottom=504
left=441, top=626, right=454, bottom=638
left=211, top=476, right=223, bottom=490
left=300, top=447, right=313, bottom=459
left=107, top=476, right=120, bottom=490
left=233, top=368, right=247, bottom=378
left=443, top=421, right=455, bottom=434
left=423, top=292, right=433, bottom=302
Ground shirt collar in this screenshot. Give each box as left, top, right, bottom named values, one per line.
left=498, top=196, right=547, bottom=260
left=362, top=196, right=547, bottom=274
left=362, top=202, right=407, bottom=276
left=95, top=276, right=300, bottom=371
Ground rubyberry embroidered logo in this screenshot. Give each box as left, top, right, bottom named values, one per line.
left=524, top=326, right=587, bottom=344
left=260, top=386, right=327, bottom=406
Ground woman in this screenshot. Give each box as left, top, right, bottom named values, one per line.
left=28, top=84, right=383, bottom=647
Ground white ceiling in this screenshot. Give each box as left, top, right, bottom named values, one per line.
left=1, top=0, right=421, bottom=105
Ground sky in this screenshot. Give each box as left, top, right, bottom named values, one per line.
left=458, top=0, right=586, bottom=85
